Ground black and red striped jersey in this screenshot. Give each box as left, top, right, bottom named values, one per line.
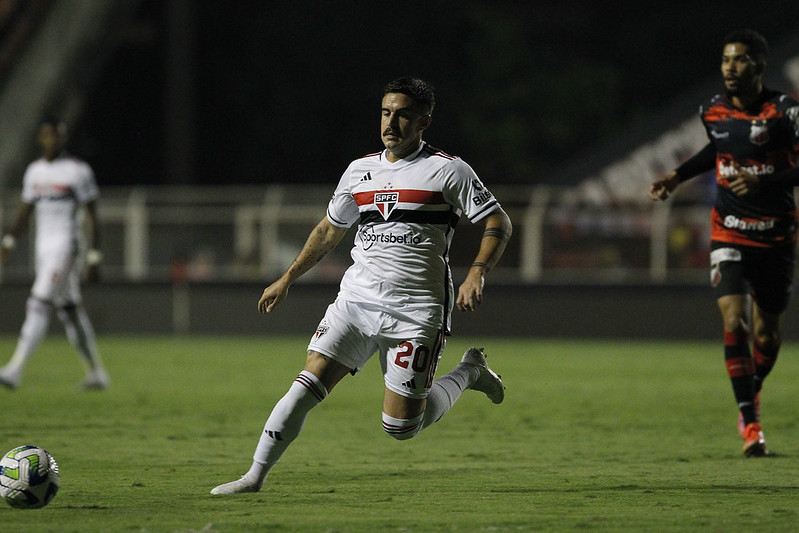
left=700, top=89, right=799, bottom=247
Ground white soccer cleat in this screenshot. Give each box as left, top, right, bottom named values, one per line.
left=81, top=369, right=110, bottom=390
left=210, top=476, right=261, bottom=495
left=0, top=366, right=21, bottom=389
left=460, top=347, right=505, bottom=404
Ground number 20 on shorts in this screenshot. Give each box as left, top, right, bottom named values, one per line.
left=394, top=341, right=432, bottom=372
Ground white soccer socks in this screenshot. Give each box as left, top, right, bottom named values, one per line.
left=253, top=370, right=328, bottom=464
left=211, top=352, right=503, bottom=495
left=383, top=351, right=502, bottom=440
left=381, top=362, right=475, bottom=441
left=56, top=304, right=109, bottom=388
left=422, top=364, right=474, bottom=427
left=382, top=411, right=424, bottom=440
left=1, top=297, right=52, bottom=383
left=211, top=370, right=327, bottom=495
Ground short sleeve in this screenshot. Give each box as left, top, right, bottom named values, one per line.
left=325, top=167, right=360, bottom=228
left=74, top=162, right=99, bottom=204
left=21, top=165, right=35, bottom=204
left=445, top=158, right=500, bottom=223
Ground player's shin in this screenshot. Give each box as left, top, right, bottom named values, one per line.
left=419, top=364, right=474, bottom=430
left=752, top=338, right=780, bottom=394
left=724, top=331, right=757, bottom=424
left=249, top=370, right=328, bottom=484
left=5, top=297, right=52, bottom=375
left=57, top=304, right=103, bottom=369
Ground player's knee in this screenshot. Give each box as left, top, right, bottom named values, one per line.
left=58, top=301, right=78, bottom=312
left=381, top=412, right=423, bottom=441
left=753, top=328, right=780, bottom=348
left=722, top=312, right=748, bottom=334
left=26, top=296, right=52, bottom=315
left=752, top=314, right=782, bottom=348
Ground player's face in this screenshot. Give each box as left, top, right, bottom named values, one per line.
left=721, top=43, right=761, bottom=96
left=38, top=124, right=64, bottom=160
left=381, top=92, right=431, bottom=162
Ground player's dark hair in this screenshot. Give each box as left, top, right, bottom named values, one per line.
left=724, top=29, right=768, bottom=67
left=383, top=77, right=435, bottom=114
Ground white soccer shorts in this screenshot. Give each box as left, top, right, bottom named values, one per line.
left=31, top=247, right=82, bottom=305
left=308, top=298, right=445, bottom=399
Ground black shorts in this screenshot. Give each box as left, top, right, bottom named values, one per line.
left=710, top=241, right=795, bottom=314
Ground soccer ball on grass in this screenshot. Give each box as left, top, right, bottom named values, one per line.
left=0, top=445, right=60, bottom=509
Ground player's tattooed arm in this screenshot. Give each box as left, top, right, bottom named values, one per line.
left=457, top=208, right=512, bottom=312
left=259, top=217, right=347, bottom=314
left=471, top=210, right=512, bottom=275
left=286, top=218, right=347, bottom=279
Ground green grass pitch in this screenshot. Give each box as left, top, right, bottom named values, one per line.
left=0, top=335, right=798, bottom=532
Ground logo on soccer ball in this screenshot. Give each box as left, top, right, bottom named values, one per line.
left=374, top=192, right=399, bottom=220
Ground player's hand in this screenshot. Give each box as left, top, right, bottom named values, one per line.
left=648, top=171, right=680, bottom=201
left=456, top=269, right=485, bottom=312
left=728, top=167, right=760, bottom=196
left=258, top=278, right=290, bottom=314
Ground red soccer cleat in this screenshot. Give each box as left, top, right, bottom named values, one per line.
left=742, top=422, right=769, bottom=457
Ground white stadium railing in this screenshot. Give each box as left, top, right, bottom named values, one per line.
left=0, top=185, right=715, bottom=285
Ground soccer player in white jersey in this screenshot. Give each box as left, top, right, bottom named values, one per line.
left=211, top=77, right=513, bottom=495
left=0, top=118, right=110, bottom=390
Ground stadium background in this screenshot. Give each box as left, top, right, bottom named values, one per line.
left=1, top=1, right=799, bottom=339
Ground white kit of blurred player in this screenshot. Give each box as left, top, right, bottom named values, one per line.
left=0, top=119, right=109, bottom=390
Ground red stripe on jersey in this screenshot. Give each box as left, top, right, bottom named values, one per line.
left=704, top=102, right=779, bottom=122
left=424, top=144, right=456, bottom=160
left=353, top=189, right=446, bottom=206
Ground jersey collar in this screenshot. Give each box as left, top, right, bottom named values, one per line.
left=381, top=141, right=426, bottom=164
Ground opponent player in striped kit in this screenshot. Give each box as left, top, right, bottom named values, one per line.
left=650, top=30, right=799, bottom=456
left=0, top=119, right=109, bottom=390
left=212, top=77, right=512, bottom=494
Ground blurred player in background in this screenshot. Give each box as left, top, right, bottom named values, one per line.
left=0, top=118, right=109, bottom=390
left=649, top=30, right=799, bottom=456
left=211, top=77, right=512, bottom=494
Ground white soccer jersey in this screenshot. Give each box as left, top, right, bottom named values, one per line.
left=326, top=142, right=500, bottom=328
left=21, top=154, right=98, bottom=255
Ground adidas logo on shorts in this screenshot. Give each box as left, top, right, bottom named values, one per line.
left=401, top=378, right=417, bottom=389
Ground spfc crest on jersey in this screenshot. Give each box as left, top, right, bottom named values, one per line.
left=374, top=191, right=399, bottom=220
left=749, top=120, right=769, bottom=146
